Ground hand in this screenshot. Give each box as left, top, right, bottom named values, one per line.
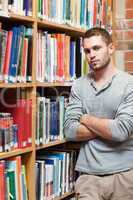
left=80, top=114, right=90, bottom=125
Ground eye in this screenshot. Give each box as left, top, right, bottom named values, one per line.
left=84, top=48, right=90, bottom=54
left=93, top=46, right=101, bottom=51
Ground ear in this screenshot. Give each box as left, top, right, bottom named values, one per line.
left=108, top=42, right=115, bottom=55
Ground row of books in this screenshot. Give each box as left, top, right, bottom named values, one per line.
left=0, top=156, right=28, bottom=200
left=37, top=30, right=91, bottom=83
left=0, top=24, right=88, bottom=84
left=36, top=96, right=68, bottom=146
left=0, top=98, right=32, bottom=149
left=36, top=151, right=77, bottom=200
left=0, top=0, right=32, bottom=17
left=0, top=0, right=113, bottom=30
left=38, top=0, right=113, bottom=30
left=0, top=112, right=18, bottom=152
left=37, top=31, right=76, bottom=83
left=0, top=24, right=32, bottom=83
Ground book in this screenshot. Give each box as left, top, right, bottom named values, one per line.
left=6, top=169, right=17, bottom=200
left=0, top=160, right=6, bottom=200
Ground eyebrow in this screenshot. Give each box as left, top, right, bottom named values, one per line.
left=84, top=45, right=102, bottom=53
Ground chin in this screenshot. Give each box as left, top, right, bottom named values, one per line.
left=93, top=65, right=102, bottom=70
left=93, top=64, right=108, bottom=71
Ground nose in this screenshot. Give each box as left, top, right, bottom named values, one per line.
left=86, top=49, right=95, bottom=61
left=89, top=49, right=95, bottom=59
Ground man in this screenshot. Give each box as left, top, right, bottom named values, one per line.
left=64, top=27, right=133, bottom=200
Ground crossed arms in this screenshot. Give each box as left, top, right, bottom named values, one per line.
left=64, top=81, right=133, bottom=142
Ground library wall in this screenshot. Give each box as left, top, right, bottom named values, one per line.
left=115, top=0, right=133, bottom=73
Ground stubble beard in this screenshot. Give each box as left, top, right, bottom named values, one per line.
left=90, top=57, right=111, bottom=71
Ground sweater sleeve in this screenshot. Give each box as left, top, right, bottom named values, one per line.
left=109, top=83, right=133, bottom=142
left=64, top=81, right=83, bottom=141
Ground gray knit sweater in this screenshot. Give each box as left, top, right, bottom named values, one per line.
left=64, top=70, right=133, bottom=174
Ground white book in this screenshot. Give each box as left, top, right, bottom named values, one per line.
left=50, top=37, right=54, bottom=82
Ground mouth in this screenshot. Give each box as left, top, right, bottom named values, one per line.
left=90, top=60, right=98, bottom=66
left=89, top=60, right=100, bottom=70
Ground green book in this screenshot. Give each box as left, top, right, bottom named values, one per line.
left=6, top=170, right=16, bottom=200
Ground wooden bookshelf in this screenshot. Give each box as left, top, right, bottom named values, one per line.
left=0, top=1, right=115, bottom=200
left=0, top=82, right=33, bottom=88
left=9, top=13, right=35, bottom=22
left=37, top=19, right=85, bottom=36
left=36, top=139, right=67, bottom=151
left=0, top=147, right=33, bottom=160
left=36, top=81, right=73, bottom=87
left=54, top=191, right=75, bottom=200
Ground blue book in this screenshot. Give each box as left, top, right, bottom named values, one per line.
left=50, top=100, right=59, bottom=141
left=45, top=152, right=66, bottom=195
left=59, top=96, right=65, bottom=139
left=70, top=41, right=76, bottom=81
left=80, top=0, right=85, bottom=27
left=63, top=0, right=66, bottom=22
left=13, top=26, right=22, bottom=82
left=86, top=10, right=91, bottom=28
left=23, top=0, right=29, bottom=16
left=8, top=26, right=17, bottom=83
left=50, top=0, right=56, bottom=19
left=8, top=25, right=26, bottom=83
left=37, top=154, right=61, bottom=197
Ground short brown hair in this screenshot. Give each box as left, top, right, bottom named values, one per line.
left=83, top=27, right=113, bottom=45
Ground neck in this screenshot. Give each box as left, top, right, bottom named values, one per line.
left=92, top=61, right=117, bottom=83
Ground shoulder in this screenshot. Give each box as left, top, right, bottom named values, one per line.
left=116, top=70, right=133, bottom=98
left=70, top=75, right=90, bottom=97
left=116, top=70, right=133, bottom=83
left=114, top=70, right=133, bottom=90
left=72, top=75, right=90, bottom=88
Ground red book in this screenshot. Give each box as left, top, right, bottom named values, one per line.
left=56, top=34, right=64, bottom=82
left=4, top=99, right=26, bottom=148
left=2, top=98, right=32, bottom=149
left=0, top=161, right=5, bottom=200
left=101, top=0, right=106, bottom=27
left=107, top=0, right=112, bottom=28
left=93, top=0, right=97, bottom=26
left=64, top=35, right=70, bottom=81
left=24, top=99, right=32, bottom=147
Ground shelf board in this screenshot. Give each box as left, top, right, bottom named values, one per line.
left=0, top=82, right=73, bottom=88
left=36, top=81, right=73, bottom=87
left=9, top=13, right=35, bottom=23
left=0, top=82, right=33, bottom=88
left=37, top=19, right=85, bottom=36
left=54, top=191, right=75, bottom=200
left=0, top=147, right=33, bottom=160
left=36, top=139, right=67, bottom=150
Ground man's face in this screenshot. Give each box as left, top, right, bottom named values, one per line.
left=83, top=35, right=114, bottom=71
